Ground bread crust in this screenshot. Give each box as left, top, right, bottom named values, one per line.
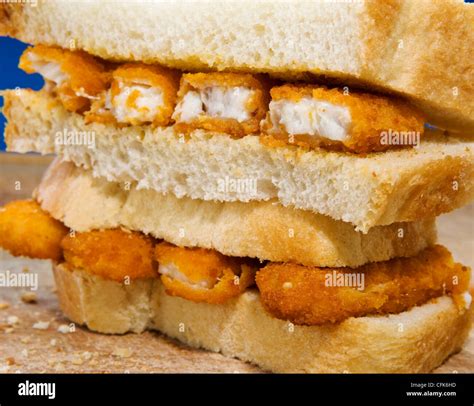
left=52, top=264, right=473, bottom=373
left=1, top=1, right=472, bottom=133
left=5, top=89, right=474, bottom=232
left=54, top=263, right=154, bottom=334
left=35, top=159, right=437, bottom=268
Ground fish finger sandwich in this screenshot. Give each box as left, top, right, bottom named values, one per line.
left=0, top=0, right=473, bottom=373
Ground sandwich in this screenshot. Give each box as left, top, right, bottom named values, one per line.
left=0, top=0, right=473, bottom=373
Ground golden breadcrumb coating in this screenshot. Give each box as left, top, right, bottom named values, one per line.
left=61, top=229, right=156, bottom=281
left=173, top=72, right=270, bottom=137
left=57, top=85, right=90, bottom=113
left=262, top=84, right=426, bottom=153
left=86, top=63, right=180, bottom=126
left=83, top=90, right=118, bottom=126
left=155, top=242, right=256, bottom=304
left=256, top=245, right=470, bottom=325
left=19, top=45, right=110, bottom=113
left=0, top=200, right=68, bottom=260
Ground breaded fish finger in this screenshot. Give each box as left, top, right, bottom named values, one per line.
left=0, top=200, right=68, bottom=260
left=61, top=228, right=156, bottom=281
left=261, top=84, right=426, bottom=153
left=19, top=45, right=109, bottom=113
left=173, top=72, right=269, bottom=136
left=155, top=242, right=256, bottom=304
left=87, top=63, right=180, bottom=126
left=256, top=245, right=470, bottom=325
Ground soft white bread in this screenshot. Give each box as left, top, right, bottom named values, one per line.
left=53, top=264, right=473, bottom=373
left=5, top=89, right=474, bottom=232
left=35, top=159, right=437, bottom=268
left=1, top=0, right=473, bottom=133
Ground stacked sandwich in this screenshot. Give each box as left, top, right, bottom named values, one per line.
left=0, top=1, right=473, bottom=373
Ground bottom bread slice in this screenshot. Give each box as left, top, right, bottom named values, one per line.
left=53, top=264, right=473, bottom=373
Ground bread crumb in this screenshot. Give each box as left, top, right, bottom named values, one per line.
left=4, top=327, right=14, bottom=334
left=89, top=359, right=99, bottom=367
left=0, top=302, right=10, bottom=310
left=7, top=315, right=19, bottom=325
left=82, top=352, right=93, bottom=361
left=21, top=292, right=38, bottom=304
left=6, top=357, right=15, bottom=365
left=20, top=337, right=31, bottom=344
left=283, top=282, right=293, bottom=289
left=32, top=321, right=50, bottom=330
left=57, top=324, right=70, bottom=334
left=112, top=347, right=133, bottom=358
left=50, top=339, right=57, bottom=346
left=71, top=357, right=83, bottom=365
left=21, top=349, right=28, bottom=358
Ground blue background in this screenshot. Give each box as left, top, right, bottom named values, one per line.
left=0, top=0, right=472, bottom=150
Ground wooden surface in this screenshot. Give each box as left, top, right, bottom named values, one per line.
left=0, top=152, right=473, bottom=373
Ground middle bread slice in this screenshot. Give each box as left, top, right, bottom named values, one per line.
left=4, top=89, right=474, bottom=233
left=35, top=159, right=436, bottom=268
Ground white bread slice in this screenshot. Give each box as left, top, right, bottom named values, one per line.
left=53, top=264, right=473, bottom=373
left=5, top=89, right=474, bottom=232
left=35, top=159, right=437, bottom=268
left=1, top=1, right=472, bottom=133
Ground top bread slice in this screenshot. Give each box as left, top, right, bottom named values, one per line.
left=3, top=89, right=474, bottom=233
left=0, top=0, right=473, bottom=133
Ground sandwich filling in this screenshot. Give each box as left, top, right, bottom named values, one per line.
left=262, top=85, right=426, bottom=153
left=0, top=200, right=470, bottom=326
left=172, top=72, right=269, bottom=136
left=18, top=45, right=427, bottom=154
left=155, top=242, right=256, bottom=304
left=19, top=44, right=109, bottom=113
left=257, top=246, right=470, bottom=325
left=87, top=63, right=179, bottom=126
left=267, top=98, right=351, bottom=142
left=174, top=87, right=254, bottom=123
left=112, top=85, right=164, bottom=124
